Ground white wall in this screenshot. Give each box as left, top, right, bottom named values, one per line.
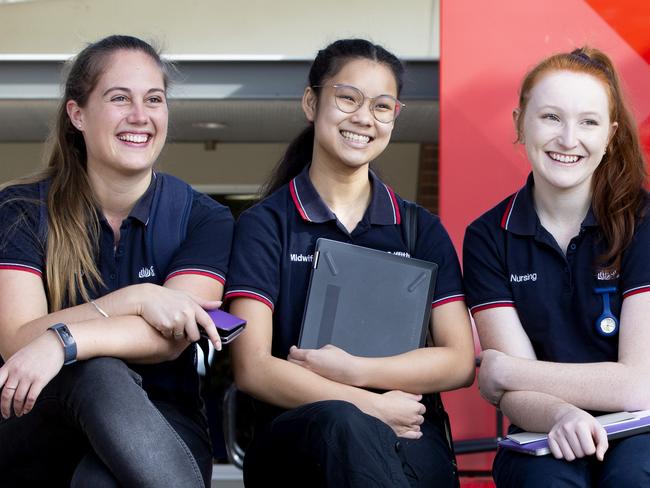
left=0, top=0, right=439, bottom=59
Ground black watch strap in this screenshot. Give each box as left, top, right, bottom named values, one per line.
left=48, top=323, right=77, bottom=365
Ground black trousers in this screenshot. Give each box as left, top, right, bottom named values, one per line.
left=0, top=357, right=212, bottom=488
left=494, top=433, right=650, bottom=487
left=243, top=400, right=458, bottom=487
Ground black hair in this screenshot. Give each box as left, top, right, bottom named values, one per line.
left=261, top=39, right=404, bottom=197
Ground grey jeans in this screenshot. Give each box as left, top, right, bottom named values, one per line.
left=0, top=357, right=212, bottom=487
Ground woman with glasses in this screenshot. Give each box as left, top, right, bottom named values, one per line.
left=225, top=38, right=475, bottom=487
left=0, top=35, right=233, bottom=486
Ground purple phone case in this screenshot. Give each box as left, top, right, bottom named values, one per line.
left=206, top=309, right=247, bottom=343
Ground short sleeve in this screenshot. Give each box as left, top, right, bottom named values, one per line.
left=462, top=216, right=515, bottom=315
left=620, top=211, right=650, bottom=299
left=165, top=192, right=234, bottom=285
left=224, top=205, right=283, bottom=310
left=414, top=207, right=464, bottom=307
left=0, top=184, right=45, bottom=277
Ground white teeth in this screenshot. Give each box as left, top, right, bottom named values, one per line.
left=341, top=130, right=370, bottom=144
left=549, top=152, right=580, bottom=163
left=118, top=133, right=149, bottom=143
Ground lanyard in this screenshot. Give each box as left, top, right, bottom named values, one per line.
left=594, top=286, right=618, bottom=337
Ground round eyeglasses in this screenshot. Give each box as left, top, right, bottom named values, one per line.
left=312, top=84, right=405, bottom=123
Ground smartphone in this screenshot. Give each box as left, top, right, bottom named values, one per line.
left=204, top=309, right=247, bottom=344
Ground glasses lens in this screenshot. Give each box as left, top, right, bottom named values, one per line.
left=333, top=85, right=363, bottom=113
left=372, top=95, right=399, bottom=123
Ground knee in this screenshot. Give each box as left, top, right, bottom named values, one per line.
left=600, top=461, right=650, bottom=488
left=67, top=357, right=141, bottom=392
left=306, top=400, right=391, bottom=444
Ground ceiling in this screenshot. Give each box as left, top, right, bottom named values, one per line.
left=0, top=58, right=439, bottom=144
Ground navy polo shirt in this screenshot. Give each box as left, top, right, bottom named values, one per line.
left=225, top=166, right=465, bottom=361
left=0, top=173, right=234, bottom=409
left=463, top=173, right=650, bottom=364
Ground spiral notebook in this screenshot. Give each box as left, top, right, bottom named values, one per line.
left=298, top=238, right=437, bottom=357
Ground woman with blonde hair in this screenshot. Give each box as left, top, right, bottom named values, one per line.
left=0, top=35, right=233, bottom=486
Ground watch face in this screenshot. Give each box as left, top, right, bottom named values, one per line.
left=58, top=327, right=73, bottom=344
left=599, top=317, right=617, bottom=334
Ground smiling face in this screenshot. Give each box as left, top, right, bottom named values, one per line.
left=303, top=58, right=398, bottom=172
left=67, top=49, right=168, bottom=178
left=518, top=70, right=617, bottom=195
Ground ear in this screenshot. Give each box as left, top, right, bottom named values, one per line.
left=512, top=108, right=523, bottom=143
left=302, top=87, right=318, bottom=122
left=66, top=100, right=84, bottom=131
left=608, top=121, right=618, bottom=146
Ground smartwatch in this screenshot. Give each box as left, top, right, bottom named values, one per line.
left=48, top=323, right=77, bottom=365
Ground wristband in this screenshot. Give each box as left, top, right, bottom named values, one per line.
left=48, top=323, right=77, bottom=365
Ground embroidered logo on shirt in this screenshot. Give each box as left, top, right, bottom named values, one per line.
left=596, top=269, right=619, bottom=281
left=290, top=253, right=313, bottom=263
left=391, top=251, right=411, bottom=258
left=510, top=273, right=537, bottom=283
left=138, top=266, right=156, bottom=278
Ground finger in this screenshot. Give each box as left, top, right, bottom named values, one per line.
left=1, top=382, right=18, bottom=419
left=548, top=436, right=563, bottom=459
left=414, top=414, right=425, bottom=426
left=399, top=430, right=423, bottom=440
left=287, top=356, right=306, bottom=367
left=565, top=430, right=585, bottom=459
left=0, top=367, right=7, bottom=389
left=183, top=315, right=201, bottom=343
left=22, top=380, right=44, bottom=416
left=13, top=382, right=30, bottom=417
left=288, top=346, right=308, bottom=361
left=555, top=435, right=576, bottom=461
left=575, top=424, right=596, bottom=457
left=195, top=306, right=222, bottom=351
left=188, top=292, right=222, bottom=310
left=398, top=392, right=422, bottom=401
left=593, top=425, right=609, bottom=461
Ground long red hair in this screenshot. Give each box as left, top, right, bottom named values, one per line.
left=515, top=47, right=647, bottom=272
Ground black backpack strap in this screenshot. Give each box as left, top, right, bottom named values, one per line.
left=146, top=174, right=212, bottom=376
left=146, top=173, right=193, bottom=277
left=401, top=200, right=458, bottom=470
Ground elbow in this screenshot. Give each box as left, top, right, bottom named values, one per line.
left=458, top=359, right=476, bottom=388
left=621, top=381, right=650, bottom=412
left=231, top=354, right=264, bottom=397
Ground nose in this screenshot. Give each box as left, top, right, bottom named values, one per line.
left=350, top=100, right=374, bottom=126
left=558, top=123, right=578, bottom=148
left=126, top=101, right=148, bottom=125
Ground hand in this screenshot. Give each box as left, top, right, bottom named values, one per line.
left=0, top=331, right=64, bottom=418
left=371, top=390, right=426, bottom=439
left=132, top=284, right=223, bottom=351
left=478, top=349, right=507, bottom=406
left=547, top=404, right=608, bottom=461
left=287, top=345, right=360, bottom=386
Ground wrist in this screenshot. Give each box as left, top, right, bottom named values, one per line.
left=48, top=323, right=77, bottom=365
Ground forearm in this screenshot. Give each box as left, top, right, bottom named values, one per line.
left=497, top=355, right=650, bottom=412
left=353, top=346, right=475, bottom=393
left=67, top=315, right=185, bottom=364
left=1, top=285, right=143, bottom=358
left=235, top=352, right=381, bottom=416
left=499, top=390, right=575, bottom=433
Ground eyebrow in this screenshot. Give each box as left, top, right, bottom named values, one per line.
left=537, top=105, right=605, bottom=117
left=102, top=87, right=166, bottom=97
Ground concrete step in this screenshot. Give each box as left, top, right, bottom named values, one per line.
left=211, top=463, right=243, bottom=488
